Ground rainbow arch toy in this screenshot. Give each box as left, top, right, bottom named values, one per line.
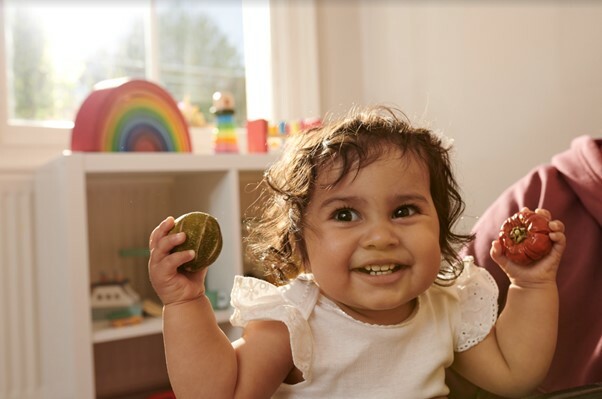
left=71, top=78, right=192, bottom=152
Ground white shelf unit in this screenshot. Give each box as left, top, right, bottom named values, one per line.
left=34, top=152, right=276, bottom=399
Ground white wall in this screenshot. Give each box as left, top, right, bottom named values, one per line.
left=316, top=1, right=602, bottom=218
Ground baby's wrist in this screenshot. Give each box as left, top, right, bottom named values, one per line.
left=162, top=294, right=207, bottom=310
left=508, top=279, right=557, bottom=292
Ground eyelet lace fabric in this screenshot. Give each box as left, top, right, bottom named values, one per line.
left=230, top=275, right=318, bottom=381
left=454, top=256, right=499, bottom=352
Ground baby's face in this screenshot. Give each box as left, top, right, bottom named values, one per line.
left=303, top=148, right=441, bottom=325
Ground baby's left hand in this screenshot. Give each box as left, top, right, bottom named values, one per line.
left=490, top=208, right=566, bottom=287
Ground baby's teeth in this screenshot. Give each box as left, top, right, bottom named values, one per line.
left=363, top=264, right=396, bottom=274
left=371, top=270, right=391, bottom=275
left=365, top=264, right=393, bottom=271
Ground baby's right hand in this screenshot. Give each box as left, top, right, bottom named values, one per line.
left=148, top=216, right=208, bottom=306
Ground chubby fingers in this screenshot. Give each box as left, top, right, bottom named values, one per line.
left=149, top=216, right=175, bottom=250
left=489, top=239, right=503, bottom=262
left=148, top=216, right=195, bottom=273
left=547, top=219, right=567, bottom=259
left=534, top=208, right=566, bottom=244
left=548, top=219, right=565, bottom=234
left=533, top=207, right=552, bottom=220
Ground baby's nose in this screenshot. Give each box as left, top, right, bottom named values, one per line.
left=360, top=220, right=400, bottom=249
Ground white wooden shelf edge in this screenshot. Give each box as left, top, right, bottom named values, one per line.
left=92, top=317, right=163, bottom=344
left=92, top=309, right=233, bottom=344
left=64, top=152, right=280, bottom=173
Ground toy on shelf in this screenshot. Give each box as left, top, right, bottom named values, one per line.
left=267, top=121, right=287, bottom=153
left=90, top=272, right=143, bottom=327
left=211, top=91, right=239, bottom=153
left=246, top=119, right=268, bottom=153
left=178, top=95, right=206, bottom=127
left=71, top=78, right=192, bottom=152
left=300, top=117, right=322, bottom=130
left=247, top=117, right=322, bottom=154
left=142, top=299, right=163, bottom=318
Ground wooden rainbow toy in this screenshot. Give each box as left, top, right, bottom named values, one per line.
left=71, top=78, right=192, bottom=152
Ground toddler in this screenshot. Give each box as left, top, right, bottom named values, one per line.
left=148, top=105, right=565, bottom=398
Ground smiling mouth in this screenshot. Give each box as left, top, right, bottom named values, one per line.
left=356, top=264, right=404, bottom=276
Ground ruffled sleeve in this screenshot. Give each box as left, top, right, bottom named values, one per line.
left=230, top=275, right=319, bottom=381
left=454, top=256, right=499, bottom=352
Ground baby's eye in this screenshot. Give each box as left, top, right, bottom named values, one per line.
left=393, top=205, right=418, bottom=218
left=333, top=208, right=359, bottom=222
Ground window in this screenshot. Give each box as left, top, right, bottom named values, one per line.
left=2, top=0, right=252, bottom=133
left=0, top=0, right=318, bottom=152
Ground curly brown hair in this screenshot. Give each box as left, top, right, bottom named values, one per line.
left=245, top=105, right=473, bottom=285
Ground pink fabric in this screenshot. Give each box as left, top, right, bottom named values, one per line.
left=458, top=135, right=602, bottom=393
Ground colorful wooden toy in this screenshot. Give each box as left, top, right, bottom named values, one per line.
left=71, top=78, right=192, bottom=152
left=211, top=91, right=239, bottom=153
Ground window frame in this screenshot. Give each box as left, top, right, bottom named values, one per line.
left=0, top=0, right=319, bottom=165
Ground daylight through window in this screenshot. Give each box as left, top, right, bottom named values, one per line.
left=4, top=0, right=247, bottom=128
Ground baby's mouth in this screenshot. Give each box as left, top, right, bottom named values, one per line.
left=356, top=264, right=403, bottom=276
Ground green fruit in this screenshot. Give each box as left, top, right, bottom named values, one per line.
left=169, top=212, right=223, bottom=272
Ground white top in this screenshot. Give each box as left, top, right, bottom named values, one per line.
left=230, top=257, right=498, bottom=399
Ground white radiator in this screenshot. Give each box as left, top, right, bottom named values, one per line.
left=0, top=175, right=41, bottom=399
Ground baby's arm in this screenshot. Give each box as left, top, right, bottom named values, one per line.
left=452, top=209, right=566, bottom=397
left=149, top=217, right=294, bottom=398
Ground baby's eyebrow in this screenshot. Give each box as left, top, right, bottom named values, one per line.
left=319, top=193, right=430, bottom=208
left=394, top=193, right=430, bottom=204
left=319, top=195, right=362, bottom=208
